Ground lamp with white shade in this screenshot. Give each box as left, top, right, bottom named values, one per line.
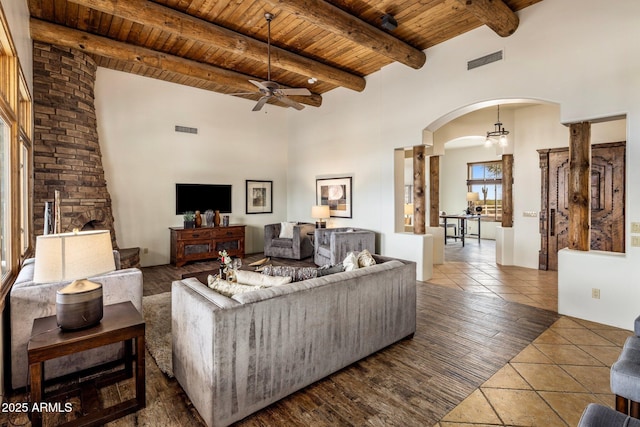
left=311, top=205, right=330, bottom=228
left=466, top=192, right=480, bottom=214
left=34, top=229, right=116, bottom=330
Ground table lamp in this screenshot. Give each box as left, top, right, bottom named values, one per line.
left=311, top=205, right=330, bottom=228
left=33, top=229, right=116, bottom=330
left=466, top=192, right=479, bottom=214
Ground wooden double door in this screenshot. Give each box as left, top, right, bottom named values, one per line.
left=538, top=142, right=625, bottom=270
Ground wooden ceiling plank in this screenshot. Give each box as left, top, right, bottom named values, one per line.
left=452, top=0, right=519, bottom=37
left=263, top=0, right=426, bottom=69
left=64, top=0, right=365, bottom=91
left=53, top=0, right=67, bottom=23
left=29, top=18, right=322, bottom=108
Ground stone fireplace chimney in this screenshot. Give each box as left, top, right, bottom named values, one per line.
left=31, top=42, right=144, bottom=269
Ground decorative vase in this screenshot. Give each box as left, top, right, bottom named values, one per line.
left=214, top=210, right=221, bottom=227
left=205, top=209, right=214, bottom=227
left=222, top=215, right=229, bottom=227
left=183, top=220, right=194, bottom=229
left=194, top=210, right=202, bottom=228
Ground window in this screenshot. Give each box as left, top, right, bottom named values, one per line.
left=0, top=6, right=33, bottom=294
left=1, top=115, right=9, bottom=277
left=468, top=161, right=502, bottom=221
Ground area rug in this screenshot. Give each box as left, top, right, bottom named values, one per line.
left=142, top=292, right=173, bottom=377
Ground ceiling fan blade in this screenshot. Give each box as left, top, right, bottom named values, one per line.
left=279, top=88, right=311, bottom=96
left=249, top=80, right=269, bottom=91
left=277, top=95, right=305, bottom=110
left=252, top=96, right=270, bottom=112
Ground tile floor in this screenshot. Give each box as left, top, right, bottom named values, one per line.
left=429, top=242, right=633, bottom=426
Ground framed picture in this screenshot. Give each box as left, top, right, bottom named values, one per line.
left=316, top=177, right=352, bottom=218
left=246, top=180, right=273, bottom=214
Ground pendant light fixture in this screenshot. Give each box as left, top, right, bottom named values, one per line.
left=485, top=105, right=509, bottom=147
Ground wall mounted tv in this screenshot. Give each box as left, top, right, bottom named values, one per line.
left=175, top=184, right=232, bottom=214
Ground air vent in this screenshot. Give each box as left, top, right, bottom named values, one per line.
left=175, top=125, right=198, bottom=134
left=467, top=50, right=503, bottom=70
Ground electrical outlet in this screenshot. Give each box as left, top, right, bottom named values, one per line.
left=632, top=222, right=640, bottom=234
left=143, top=248, right=149, bottom=254
left=592, top=288, right=600, bottom=299
left=632, top=236, right=640, bottom=247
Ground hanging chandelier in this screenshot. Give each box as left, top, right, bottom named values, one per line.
left=485, top=105, right=509, bottom=147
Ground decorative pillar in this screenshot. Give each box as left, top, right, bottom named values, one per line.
left=568, top=122, right=591, bottom=251
left=429, top=155, right=440, bottom=228
left=413, top=145, right=426, bottom=234
left=501, top=154, right=514, bottom=228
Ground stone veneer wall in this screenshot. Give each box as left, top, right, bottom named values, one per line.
left=32, top=42, right=118, bottom=248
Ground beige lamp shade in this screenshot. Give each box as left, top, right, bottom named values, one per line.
left=33, top=230, right=115, bottom=284
left=404, top=203, right=414, bottom=215
left=466, top=192, right=480, bottom=202
left=311, top=205, right=330, bottom=219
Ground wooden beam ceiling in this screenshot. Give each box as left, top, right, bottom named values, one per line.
left=27, top=0, right=542, bottom=109
left=263, top=0, right=426, bottom=69
left=453, top=0, right=520, bottom=37
left=29, top=18, right=323, bottom=108
left=65, top=0, right=366, bottom=92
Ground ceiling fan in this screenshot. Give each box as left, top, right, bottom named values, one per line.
left=242, top=13, right=312, bottom=111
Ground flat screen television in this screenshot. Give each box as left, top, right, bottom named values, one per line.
left=175, top=184, right=232, bottom=214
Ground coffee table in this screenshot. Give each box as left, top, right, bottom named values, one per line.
left=28, top=301, right=145, bottom=427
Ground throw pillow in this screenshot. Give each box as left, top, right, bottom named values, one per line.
left=343, top=252, right=360, bottom=271
left=279, top=222, right=295, bottom=239
left=357, top=249, right=376, bottom=268
left=235, top=269, right=293, bottom=287
left=260, top=265, right=318, bottom=282
left=316, top=263, right=345, bottom=277
left=207, top=275, right=264, bottom=297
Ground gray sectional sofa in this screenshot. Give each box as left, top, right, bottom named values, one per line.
left=171, top=254, right=416, bottom=427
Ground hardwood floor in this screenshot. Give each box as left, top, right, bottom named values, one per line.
left=2, top=249, right=560, bottom=426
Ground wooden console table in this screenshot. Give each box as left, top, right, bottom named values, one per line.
left=28, top=301, right=145, bottom=427
left=170, top=225, right=245, bottom=267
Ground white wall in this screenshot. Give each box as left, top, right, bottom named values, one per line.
left=285, top=0, right=640, bottom=329
left=95, top=69, right=291, bottom=266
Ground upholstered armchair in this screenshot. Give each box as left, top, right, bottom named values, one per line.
left=264, top=222, right=315, bottom=260
left=314, top=228, right=376, bottom=266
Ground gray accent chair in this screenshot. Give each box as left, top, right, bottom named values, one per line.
left=578, top=403, right=640, bottom=427
left=314, top=227, right=375, bottom=266
left=264, top=222, right=315, bottom=260
left=9, top=251, right=143, bottom=390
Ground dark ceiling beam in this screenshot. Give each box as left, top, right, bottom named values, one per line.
left=453, top=0, right=519, bottom=37
left=64, top=0, right=366, bottom=92
left=263, top=0, right=426, bottom=70
left=29, top=18, right=323, bottom=108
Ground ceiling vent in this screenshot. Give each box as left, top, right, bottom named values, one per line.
left=467, top=50, right=503, bottom=70
left=175, top=125, right=198, bottom=134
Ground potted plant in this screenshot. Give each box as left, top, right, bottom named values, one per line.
left=183, top=211, right=195, bottom=229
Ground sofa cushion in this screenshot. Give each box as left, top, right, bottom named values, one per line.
left=207, top=275, right=265, bottom=297
left=234, top=270, right=293, bottom=287
left=270, top=237, right=293, bottom=248
left=279, top=222, right=295, bottom=239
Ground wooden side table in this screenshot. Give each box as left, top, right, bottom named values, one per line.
left=28, top=301, right=145, bottom=427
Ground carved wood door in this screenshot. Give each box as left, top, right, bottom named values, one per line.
left=538, top=142, right=625, bottom=270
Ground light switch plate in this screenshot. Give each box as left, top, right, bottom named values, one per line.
left=632, top=236, right=640, bottom=247
left=523, top=211, right=538, bottom=217
left=632, top=222, right=640, bottom=234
